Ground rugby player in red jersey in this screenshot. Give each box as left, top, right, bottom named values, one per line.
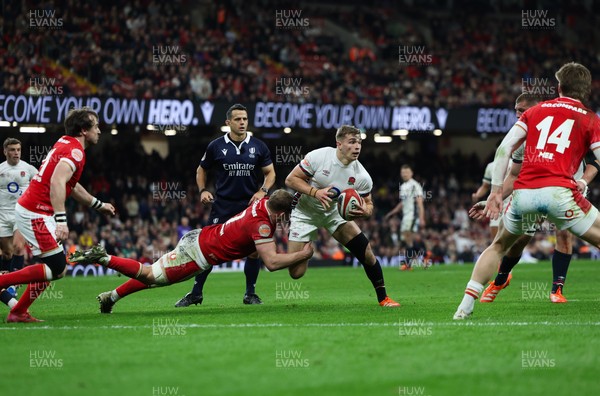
left=0, top=107, right=116, bottom=322
left=454, top=62, right=600, bottom=319
left=70, top=190, right=313, bottom=313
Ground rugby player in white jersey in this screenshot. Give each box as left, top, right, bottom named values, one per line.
left=0, top=138, right=37, bottom=308
left=384, top=165, right=426, bottom=269
left=285, top=125, right=400, bottom=307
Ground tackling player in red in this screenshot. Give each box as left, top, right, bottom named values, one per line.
left=69, top=190, right=314, bottom=313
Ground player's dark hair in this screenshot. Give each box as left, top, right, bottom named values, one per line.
left=226, top=104, right=247, bottom=120
left=3, top=138, right=21, bottom=149
left=515, top=93, right=541, bottom=105
left=64, top=107, right=99, bottom=137
left=335, top=125, right=361, bottom=141
left=267, top=189, right=294, bottom=213
left=555, top=62, right=592, bottom=102
left=401, top=164, right=412, bottom=171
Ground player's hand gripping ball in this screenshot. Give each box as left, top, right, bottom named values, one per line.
left=337, top=188, right=364, bottom=220
left=327, top=187, right=341, bottom=199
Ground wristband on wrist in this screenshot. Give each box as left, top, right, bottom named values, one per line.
left=90, top=197, right=104, bottom=210
left=199, top=188, right=208, bottom=195
left=260, top=186, right=269, bottom=194
left=578, top=178, right=588, bottom=187
left=309, top=187, right=315, bottom=197
left=54, top=212, right=67, bottom=223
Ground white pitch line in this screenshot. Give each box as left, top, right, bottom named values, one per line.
left=1, top=321, right=600, bottom=331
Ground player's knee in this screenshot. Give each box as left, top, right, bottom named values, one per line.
left=42, top=253, right=67, bottom=280
left=344, top=233, right=372, bottom=265
left=555, top=233, right=572, bottom=253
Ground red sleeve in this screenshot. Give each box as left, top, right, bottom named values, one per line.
left=590, top=116, right=600, bottom=151
left=60, top=145, right=85, bottom=173
left=250, top=218, right=274, bottom=245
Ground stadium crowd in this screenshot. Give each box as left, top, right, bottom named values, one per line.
left=2, top=0, right=600, bottom=267
left=2, top=0, right=599, bottom=108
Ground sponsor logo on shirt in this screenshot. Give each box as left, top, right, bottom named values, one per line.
left=221, top=149, right=228, bottom=156
left=322, top=170, right=330, bottom=176
left=258, top=223, right=271, bottom=237
left=71, top=149, right=83, bottom=162
left=347, top=176, right=355, bottom=185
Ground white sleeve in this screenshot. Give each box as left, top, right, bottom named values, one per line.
left=356, top=172, right=373, bottom=196
left=491, top=122, right=527, bottom=186
left=511, top=143, right=525, bottom=163
left=299, top=150, right=319, bottom=176
left=482, top=162, right=493, bottom=183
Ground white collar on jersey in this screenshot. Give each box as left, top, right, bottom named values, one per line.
left=224, top=133, right=251, bottom=155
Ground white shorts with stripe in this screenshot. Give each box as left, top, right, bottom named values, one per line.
left=15, top=203, right=62, bottom=257
left=150, top=229, right=211, bottom=285
left=503, top=187, right=598, bottom=237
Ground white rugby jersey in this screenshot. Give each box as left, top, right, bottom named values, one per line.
left=482, top=162, right=494, bottom=184
left=295, top=147, right=372, bottom=215
left=0, top=160, right=37, bottom=211
left=399, top=178, right=423, bottom=216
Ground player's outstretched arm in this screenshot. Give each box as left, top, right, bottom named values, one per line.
left=255, top=241, right=314, bottom=271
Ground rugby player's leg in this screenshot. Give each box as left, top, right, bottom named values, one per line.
left=494, top=234, right=531, bottom=285
left=287, top=241, right=310, bottom=279
left=6, top=251, right=67, bottom=321
left=480, top=233, right=530, bottom=303
left=550, top=229, right=571, bottom=302
left=455, top=223, right=520, bottom=319
left=243, top=251, right=262, bottom=304
left=97, top=255, right=202, bottom=312
left=0, top=234, right=17, bottom=308
left=10, top=230, right=26, bottom=272
left=0, top=235, right=14, bottom=271
left=333, top=221, right=399, bottom=306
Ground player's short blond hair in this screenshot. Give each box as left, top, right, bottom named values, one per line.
left=335, top=125, right=361, bottom=142
left=555, top=62, right=591, bottom=102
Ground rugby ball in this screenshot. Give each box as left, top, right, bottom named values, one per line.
left=337, top=189, right=364, bottom=220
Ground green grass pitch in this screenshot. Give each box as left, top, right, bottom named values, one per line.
left=1, top=262, right=599, bottom=396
